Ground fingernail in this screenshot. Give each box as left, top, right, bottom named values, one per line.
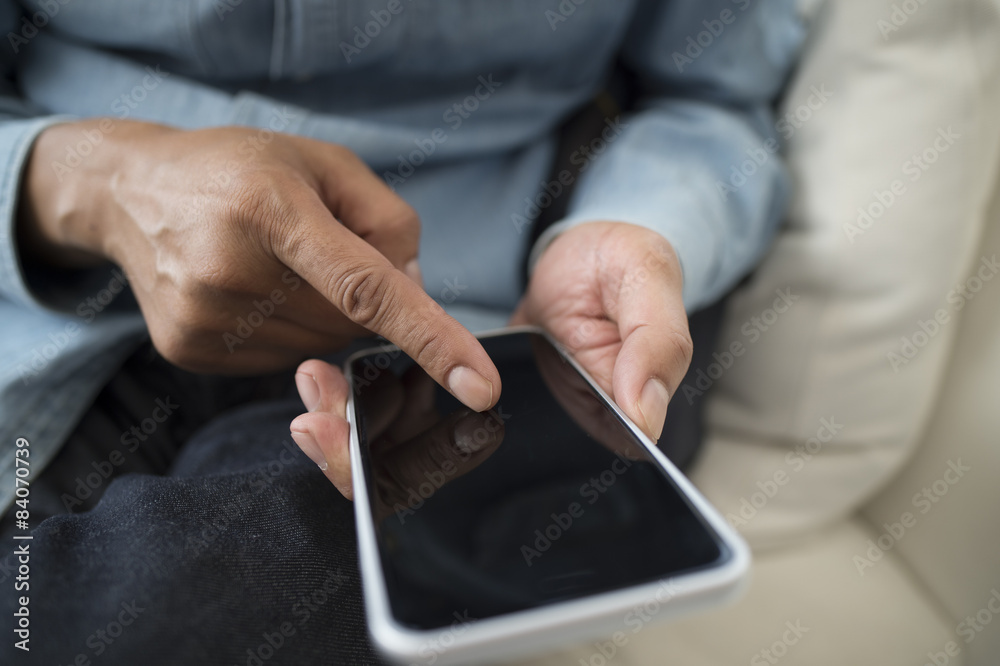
left=637, top=378, right=669, bottom=440
left=404, top=259, right=423, bottom=287
left=295, top=372, right=320, bottom=412
left=290, top=429, right=329, bottom=471
left=447, top=366, right=494, bottom=412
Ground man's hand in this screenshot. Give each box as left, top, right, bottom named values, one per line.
left=18, top=119, right=500, bottom=409
left=289, top=220, right=692, bottom=498
left=511, top=221, right=692, bottom=440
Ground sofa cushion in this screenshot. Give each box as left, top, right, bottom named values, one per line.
left=862, top=186, right=1000, bottom=666
left=687, top=0, right=1000, bottom=551
left=519, top=520, right=956, bottom=666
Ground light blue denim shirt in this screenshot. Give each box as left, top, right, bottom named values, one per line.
left=0, top=0, right=807, bottom=515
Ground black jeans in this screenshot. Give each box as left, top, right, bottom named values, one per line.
left=1, top=301, right=724, bottom=665
left=1, top=346, right=381, bottom=665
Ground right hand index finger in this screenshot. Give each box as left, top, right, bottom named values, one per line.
left=274, top=192, right=501, bottom=413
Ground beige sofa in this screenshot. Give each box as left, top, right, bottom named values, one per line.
left=520, top=0, right=1000, bottom=664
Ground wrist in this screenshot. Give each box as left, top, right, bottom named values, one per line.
left=17, top=118, right=171, bottom=269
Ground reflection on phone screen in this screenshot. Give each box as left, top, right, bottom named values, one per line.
left=350, top=332, right=725, bottom=630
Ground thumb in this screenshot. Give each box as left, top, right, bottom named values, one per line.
left=274, top=192, right=500, bottom=413
left=610, top=250, right=692, bottom=441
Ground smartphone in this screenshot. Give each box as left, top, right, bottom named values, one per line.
left=346, top=327, right=749, bottom=665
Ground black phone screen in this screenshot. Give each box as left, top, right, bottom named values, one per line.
left=349, top=331, right=727, bottom=631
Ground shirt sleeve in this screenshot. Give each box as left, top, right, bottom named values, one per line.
left=0, top=1, right=123, bottom=315
left=530, top=0, right=808, bottom=311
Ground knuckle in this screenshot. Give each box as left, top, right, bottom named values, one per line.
left=229, top=180, right=271, bottom=227
left=227, top=175, right=303, bottom=256
left=232, top=176, right=295, bottom=230
left=384, top=201, right=421, bottom=237
left=331, top=265, right=394, bottom=328
left=404, top=320, right=448, bottom=372
left=665, top=327, right=694, bottom=368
